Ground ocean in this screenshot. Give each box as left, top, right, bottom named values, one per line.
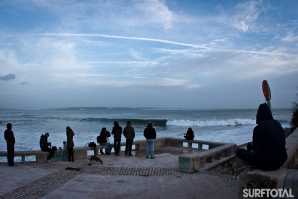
left=0, top=107, right=292, bottom=161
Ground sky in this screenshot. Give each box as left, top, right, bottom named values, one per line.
left=0, top=0, right=298, bottom=109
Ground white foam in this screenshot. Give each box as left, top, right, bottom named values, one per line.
left=166, top=119, right=256, bottom=127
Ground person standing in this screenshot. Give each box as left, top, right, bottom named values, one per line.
left=97, top=127, right=113, bottom=155
left=123, top=121, right=135, bottom=156
left=66, top=126, right=75, bottom=162
left=236, top=103, right=288, bottom=171
left=40, top=132, right=55, bottom=163
left=4, top=123, right=16, bottom=167
left=144, top=121, right=157, bottom=159
left=112, top=121, right=122, bottom=156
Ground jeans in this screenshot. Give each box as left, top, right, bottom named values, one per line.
left=125, top=139, right=133, bottom=155
left=7, top=145, right=15, bottom=166
left=146, top=139, right=155, bottom=158
left=114, top=139, right=121, bottom=154
left=100, top=143, right=113, bottom=153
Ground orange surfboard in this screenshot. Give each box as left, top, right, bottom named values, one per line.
left=262, top=80, right=271, bottom=100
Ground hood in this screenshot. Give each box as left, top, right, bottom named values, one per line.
left=256, top=103, right=273, bottom=124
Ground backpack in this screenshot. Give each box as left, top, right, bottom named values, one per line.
left=88, top=142, right=96, bottom=149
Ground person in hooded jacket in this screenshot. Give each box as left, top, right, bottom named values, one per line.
left=236, top=103, right=287, bottom=171
left=184, top=127, right=194, bottom=140
left=40, top=132, right=55, bottom=163
left=123, top=121, right=135, bottom=156
left=97, top=127, right=113, bottom=155
left=112, top=121, right=122, bottom=156
left=66, top=126, right=75, bottom=162
left=4, top=123, right=16, bottom=166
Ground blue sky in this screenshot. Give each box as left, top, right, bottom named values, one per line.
left=0, top=0, right=297, bottom=109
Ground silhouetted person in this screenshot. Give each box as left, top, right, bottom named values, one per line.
left=112, top=121, right=122, bottom=156
left=4, top=123, right=16, bottom=167
left=184, top=127, right=194, bottom=140
left=97, top=127, right=113, bottom=155
left=123, top=121, right=135, bottom=156
left=144, top=121, right=156, bottom=159
left=66, top=126, right=75, bottom=162
left=40, top=132, right=55, bottom=163
left=236, top=103, right=287, bottom=171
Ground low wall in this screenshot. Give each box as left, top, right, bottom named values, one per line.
left=1, top=137, right=239, bottom=174
left=171, top=138, right=237, bottom=173
left=0, top=145, right=108, bottom=163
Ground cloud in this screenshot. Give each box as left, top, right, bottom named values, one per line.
left=0, top=74, right=16, bottom=81
left=40, top=33, right=210, bottom=49
left=134, top=0, right=174, bottom=31
left=160, top=78, right=186, bottom=86
left=217, top=0, right=266, bottom=33
left=20, top=82, right=29, bottom=85
left=282, top=32, right=298, bottom=42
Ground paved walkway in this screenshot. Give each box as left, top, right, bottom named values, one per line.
left=0, top=147, right=238, bottom=199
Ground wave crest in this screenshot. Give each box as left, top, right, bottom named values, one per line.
left=167, top=119, right=255, bottom=127
left=81, top=118, right=167, bottom=126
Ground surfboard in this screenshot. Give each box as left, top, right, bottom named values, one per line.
left=262, top=80, right=271, bottom=100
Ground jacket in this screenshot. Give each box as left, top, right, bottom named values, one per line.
left=4, top=129, right=15, bottom=146
left=112, top=126, right=122, bottom=139
left=253, top=103, right=288, bottom=170
left=98, top=130, right=111, bottom=144
left=123, top=124, right=135, bottom=140
left=40, top=134, right=50, bottom=150
left=185, top=130, right=194, bottom=140
left=66, top=128, right=75, bottom=148
left=144, top=126, right=156, bottom=139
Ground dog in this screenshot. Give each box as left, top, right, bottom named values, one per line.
left=89, top=156, right=103, bottom=164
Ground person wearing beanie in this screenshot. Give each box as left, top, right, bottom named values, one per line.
left=184, top=127, right=194, bottom=140
left=40, top=132, right=55, bottom=163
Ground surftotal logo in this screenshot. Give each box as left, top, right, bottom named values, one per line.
left=243, top=188, right=294, bottom=198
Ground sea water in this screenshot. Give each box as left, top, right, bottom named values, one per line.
left=0, top=107, right=292, bottom=161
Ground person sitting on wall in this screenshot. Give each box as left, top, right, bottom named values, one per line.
left=97, top=127, right=113, bottom=155
left=184, top=127, right=194, bottom=140
left=40, top=132, right=55, bottom=163
left=236, top=103, right=288, bottom=171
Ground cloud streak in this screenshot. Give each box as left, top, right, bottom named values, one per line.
left=0, top=0, right=297, bottom=109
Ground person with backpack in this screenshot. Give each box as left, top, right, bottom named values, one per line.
left=40, top=132, right=55, bottom=163
left=97, top=127, right=113, bottom=155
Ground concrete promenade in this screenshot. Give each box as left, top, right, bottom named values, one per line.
left=0, top=146, right=238, bottom=199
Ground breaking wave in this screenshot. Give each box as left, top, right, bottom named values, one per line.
left=81, top=118, right=167, bottom=126
left=166, top=119, right=256, bottom=127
